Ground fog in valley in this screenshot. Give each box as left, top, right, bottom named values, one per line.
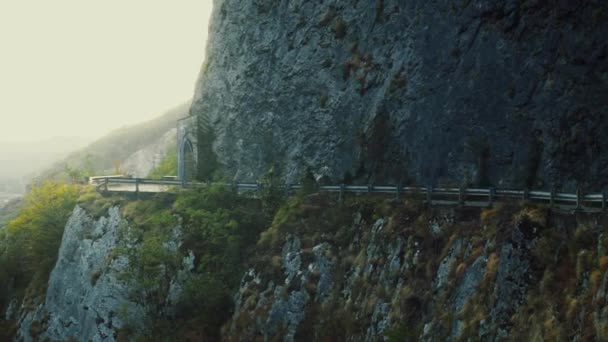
left=0, top=137, right=92, bottom=194
left=0, top=1, right=213, bottom=201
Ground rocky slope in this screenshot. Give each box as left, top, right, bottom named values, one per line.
left=121, top=128, right=176, bottom=178
left=10, top=204, right=191, bottom=342
left=192, top=0, right=608, bottom=190
left=223, top=195, right=608, bottom=341
left=12, top=206, right=144, bottom=341
left=5, top=186, right=608, bottom=341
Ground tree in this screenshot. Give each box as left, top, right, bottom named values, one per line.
left=260, top=166, right=284, bottom=220
left=4, top=181, right=79, bottom=292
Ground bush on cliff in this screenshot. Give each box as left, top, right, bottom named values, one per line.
left=0, top=181, right=80, bottom=338
left=118, top=185, right=270, bottom=340
left=147, top=142, right=178, bottom=179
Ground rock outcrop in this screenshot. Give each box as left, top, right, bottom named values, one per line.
left=192, top=0, right=608, bottom=189
left=121, top=128, right=177, bottom=178
left=222, top=195, right=608, bottom=341
left=14, top=206, right=146, bottom=342
left=12, top=204, right=192, bottom=342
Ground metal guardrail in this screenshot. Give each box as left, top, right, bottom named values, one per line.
left=91, top=176, right=608, bottom=212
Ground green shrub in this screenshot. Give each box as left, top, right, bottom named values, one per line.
left=300, top=168, right=318, bottom=196
left=176, top=274, right=232, bottom=336
left=0, top=181, right=80, bottom=339
left=148, top=142, right=178, bottom=179
left=77, top=186, right=122, bottom=219
left=259, top=166, right=285, bottom=220
left=385, top=322, right=418, bottom=341
left=121, top=185, right=272, bottom=339
left=3, top=182, right=79, bottom=297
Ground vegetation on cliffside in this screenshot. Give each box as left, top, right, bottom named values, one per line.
left=107, top=184, right=276, bottom=340
left=147, top=141, right=178, bottom=180
left=42, top=102, right=188, bottom=181
left=224, top=191, right=608, bottom=341
left=3, top=174, right=608, bottom=341
left=0, top=181, right=81, bottom=339
left=0, top=168, right=287, bottom=341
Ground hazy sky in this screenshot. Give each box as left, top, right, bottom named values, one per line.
left=0, top=1, right=213, bottom=142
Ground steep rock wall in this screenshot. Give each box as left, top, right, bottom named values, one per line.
left=12, top=204, right=191, bottom=342
left=14, top=206, right=145, bottom=342
left=223, top=196, right=608, bottom=341
left=192, top=0, right=608, bottom=189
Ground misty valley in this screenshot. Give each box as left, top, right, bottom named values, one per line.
left=0, top=193, right=21, bottom=208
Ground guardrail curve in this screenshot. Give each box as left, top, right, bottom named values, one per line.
left=90, top=176, right=607, bottom=213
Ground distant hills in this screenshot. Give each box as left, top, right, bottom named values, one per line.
left=0, top=136, right=93, bottom=193
left=0, top=102, right=190, bottom=193
left=0, top=136, right=93, bottom=177
left=42, top=102, right=189, bottom=181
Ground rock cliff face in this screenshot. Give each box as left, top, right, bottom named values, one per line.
left=14, top=206, right=146, bottom=342
left=223, top=195, right=608, bottom=341
left=11, top=204, right=191, bottom=342
left=7, top=188, right=608, bottom=341
left=192, top=0, right=608, bottom=189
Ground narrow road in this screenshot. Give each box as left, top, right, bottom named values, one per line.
left=93, top=177, right=607, bottom=214
left=104, top=183, right=171, bottom=193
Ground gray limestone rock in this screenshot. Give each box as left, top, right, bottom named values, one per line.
left=450, top=255, right=487, bottom=338
left=282, top=235, right=302, bottom=284
left=435, top=239, right=464, bottom=291
left=311, top=243, right=333, bottom=302
left=264, top=286, right=310, bottom=342
left=366, top=301, right=391, bottom=340
left=121, top=128, right=177, bottom=178
left=192, top=0, right=608, bottom=190
left=452, top=255, right=487, bottom=313
left=16, top=206, right=146, bottom=342
left=481, top=221, right=540, bottom=340
left=165, top=250, right=196, bottom=314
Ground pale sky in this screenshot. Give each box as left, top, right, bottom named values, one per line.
left=0, top=0, right=213, bottom=142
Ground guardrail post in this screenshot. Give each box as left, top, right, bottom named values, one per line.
left=232, top=180, right=238, bottom=193
left=339, top=184, right=345, bottom=204
left=576, top=187, right=582, bottom=211
left=488, top=187, right=495, bottom=207
left=523, top=189, right=529, bottom=201
left=602, top=190, right=606, bottom=212
left=135, top=178, right=140, bottom=196
left=368, top=184, right=373, bottom=193
left=104, top=178, right=109, bottom=192
left=395, top=184, right=401, bottom=201
left=550, top=186, right=556, bottom=207
left=427, top=185, right=433, bottom=205
left=458, top=186, right=464, bottom=206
